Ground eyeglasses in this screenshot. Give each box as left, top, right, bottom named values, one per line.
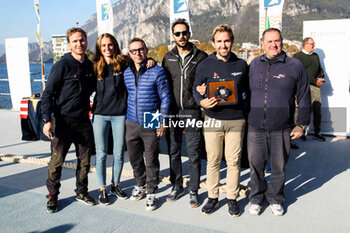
left=129, top=47, right=146, bottom=55
left=173, top=31, right=189, bottom=37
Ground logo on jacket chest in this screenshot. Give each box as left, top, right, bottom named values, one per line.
left=273, top=74, right=286, bottom=79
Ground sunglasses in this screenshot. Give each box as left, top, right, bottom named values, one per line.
left=129, top=47, right=146, bottom=55
left=173, top=31, right=189, bottom=37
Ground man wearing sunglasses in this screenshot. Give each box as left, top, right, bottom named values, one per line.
left=124, top=37, right=170, bottom=211
left=162, top=18, right=208, bottom=208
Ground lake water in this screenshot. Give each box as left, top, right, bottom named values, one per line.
left=0, top=63, right=53, bottom=109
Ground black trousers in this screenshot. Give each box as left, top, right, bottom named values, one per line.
left=166, top=109, right=202, bottom=192
left=46, top=117, right=93, bottom=197
left=247, top=125, right=291, bottom=205
left=125, top=119, right=160, bottom=194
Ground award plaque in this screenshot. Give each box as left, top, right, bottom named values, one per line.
left=207, top=79, right=238, bottom=105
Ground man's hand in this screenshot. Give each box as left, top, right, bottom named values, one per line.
left=196, top=83, right=207, bottom=95
left=146, top=58, right=156, bottom=68
left=316, top=78, right=325, bottom=87
left=200, top=97, right=217, bottom=109
left=156, top=124, right=166, bottom=137
left=43, top=122, right=53, bottom=139
left=290, top=125, right=304, bottom=140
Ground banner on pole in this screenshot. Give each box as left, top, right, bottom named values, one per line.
left=169, top=0, right=192, bottom=43
left=96, top=0, right=114, bottom=36
left=33, top=0, right=43, bottom=47
left=259, top=0, right=284, bottom=41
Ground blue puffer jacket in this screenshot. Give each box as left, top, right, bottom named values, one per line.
left=124, top=63, right=171, bottom=126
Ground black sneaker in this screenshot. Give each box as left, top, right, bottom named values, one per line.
left=76, top=192, right=96, bottom=206
left=189, top=191, right=199, bottom=208
left=166, top=187, right=184, bottom=202
left=99, top=189, right=109, bottom=205
left=201, top=198, right=219, bottom=215
left=313, top=134, right=326, bottom=141
left=227, top=199, right=240, bottom=217
left=111, top=185, right=128, bottom=199
left=46, top=194, right=57, bottom=213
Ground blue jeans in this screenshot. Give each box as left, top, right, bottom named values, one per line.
left=93, top=115, right=126, bottom=187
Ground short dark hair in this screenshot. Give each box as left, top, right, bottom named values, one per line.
left=261, top=28, right=283, bottom=42
left=129, top=37, right=147, bottom=48
left=302, top=37, right=313, bottom=48
left=66, top=27, right=87, bottom=43
left=171, top=18, right=190, bottom=33
left=212, top=24, right=234, bottom=42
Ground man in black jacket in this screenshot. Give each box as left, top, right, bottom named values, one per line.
left=41, top=28, right=96, bottom=213
left=162, top=18, right=207, bottom=208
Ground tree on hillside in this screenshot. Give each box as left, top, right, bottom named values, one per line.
left=197, top=42, right=215, bottom=55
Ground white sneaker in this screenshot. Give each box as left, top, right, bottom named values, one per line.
left=249, top=203, right=262, bottom=216
left=270, top=204, right=284, bottom=216
left=145, top=194, right=157, bottom=211
left=130, top=186, right=146, bottom=201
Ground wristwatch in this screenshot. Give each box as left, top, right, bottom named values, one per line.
left=298, top=125, right=307, bottom=131
left=42, top=119, right=51, bottom=124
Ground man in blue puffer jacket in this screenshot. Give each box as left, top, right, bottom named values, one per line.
left=124, top=37, right=171, bottom=211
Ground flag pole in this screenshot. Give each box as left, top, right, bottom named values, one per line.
left=34, top=0, right=45, bottom=92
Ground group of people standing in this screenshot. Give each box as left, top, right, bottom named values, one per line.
left=41, top=18, right=322, bottom=217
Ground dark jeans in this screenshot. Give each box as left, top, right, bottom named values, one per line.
left=46, top=117, right=93, bottom=197
left=166, top=109, right=202, bottom=192
left=125, top=119, right=160, bottom=194
left=247, top=125, right=291, bottom=205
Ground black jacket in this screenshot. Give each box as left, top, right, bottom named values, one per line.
left=193, top=52, right=249, bottom=120
left=41, top=53, right=96, bottom=121
left=162, top=43, right=207, bottom=111
left=93, top=64, right=127, bottom=116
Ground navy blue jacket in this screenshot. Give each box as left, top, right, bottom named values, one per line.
left=124, top=63, right=171, bottom=126
left=41, top=53, right=96, bottom=121
left=193, top=52, right=249, bottom=120
left=93, top=64, right=127, bottom=116
left=248, top=52, right=311, bottom=130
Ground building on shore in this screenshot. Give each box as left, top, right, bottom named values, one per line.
left=52, top=34, right=69, bottom=63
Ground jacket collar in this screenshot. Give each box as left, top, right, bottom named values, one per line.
left=171, top=42, right=196, bottom=56
left=260, top=51, right=287, bottom=63
left=209, top=52, right=239, bottom=62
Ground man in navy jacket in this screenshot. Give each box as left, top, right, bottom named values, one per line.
left=124, top=38, right=170, bottom=211
left=248, top=28, right=311, bottom=216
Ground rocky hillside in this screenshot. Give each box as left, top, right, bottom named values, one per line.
left=82, top=0, right=350, bottom=50
left=1, top=0, right=348, bottom=63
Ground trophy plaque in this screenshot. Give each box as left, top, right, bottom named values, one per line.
left=207, top=79, right=238, bottom=105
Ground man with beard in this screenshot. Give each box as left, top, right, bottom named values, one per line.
left=162, top=18, right=208, bottom=208
left=193, top=25, right=249, bottom=217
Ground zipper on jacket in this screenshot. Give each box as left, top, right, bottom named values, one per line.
left=178, top=53, right=195, bottom=110
left=263, top=64, right=271, bottom=129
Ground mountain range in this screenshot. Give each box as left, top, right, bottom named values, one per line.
left=1, top=0, right=349, bottom=63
